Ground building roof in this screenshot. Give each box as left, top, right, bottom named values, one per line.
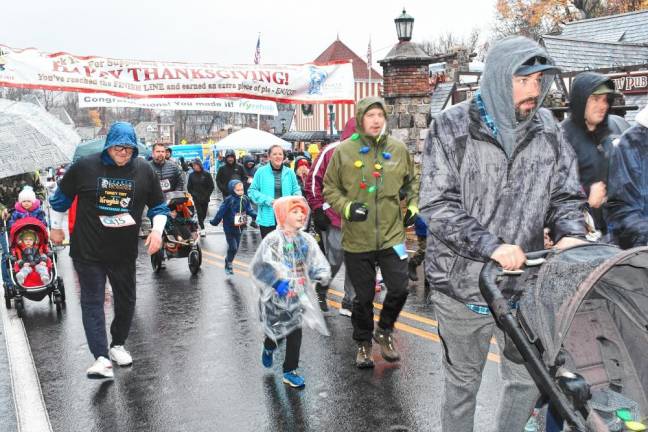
left=281, top=130, right=337, bottom=143
left=314, top=39, right=382, bottom=80
left=559, top=10, right=648, bottom=44
left=430, top=82, right=455, bottom=116
left=268, top=104, right=295, bottom=135
left=625, top=93, right=648, bottom=123
left=542, top=35, right=648, bottom=74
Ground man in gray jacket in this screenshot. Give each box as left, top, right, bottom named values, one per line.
left=420, top=36, right=587, bottom=432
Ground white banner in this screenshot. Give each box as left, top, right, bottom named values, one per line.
left=78, top=93, right=279, bottom=115
left=0, top=44, right=354, bottom=104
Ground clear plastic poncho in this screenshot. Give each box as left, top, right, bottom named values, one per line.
left=249, top=229, right=331, bottom=341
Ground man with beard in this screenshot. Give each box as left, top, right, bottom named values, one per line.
left=150, top=143, right=184, bottom=193
left=561, top=72, right=629, bottom=239
left=420, top=36, right=587, bottom=432
left=216, top=149, right=247, bottom=198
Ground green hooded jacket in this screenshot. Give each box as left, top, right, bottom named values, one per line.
left=323, top=97, right=419, bottom=253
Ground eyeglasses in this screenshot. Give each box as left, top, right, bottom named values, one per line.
left=113, top=145, right=134, bottom=153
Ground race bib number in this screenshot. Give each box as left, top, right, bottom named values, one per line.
left=159, top=178, right=171, bottom=192
left=234, top=212, right=248, bottom=226
left=96, top=177, right=134, bottom=213
left=99, top=213, right=136, bottom=228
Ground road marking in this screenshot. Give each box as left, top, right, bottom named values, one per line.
left=0, top=301, right=53, bottom=432
left=202, top=251, right=501, bottom=363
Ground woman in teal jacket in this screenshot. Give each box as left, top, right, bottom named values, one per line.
left=248, top=145, right=301, bottom=238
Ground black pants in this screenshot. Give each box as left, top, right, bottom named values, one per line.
left=260, top=225, right=276, bottom=239
left=264, top=328, right=302, bottom=372
left=344, top=248, right=409, bottom=342
left=73, top=259, right=136, bottom=359
left=194, top=200, right=209, bottom=229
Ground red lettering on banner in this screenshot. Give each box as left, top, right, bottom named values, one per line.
left=191, top=69, right=206, bottom=79
left=272, top=72, right=285, bottom=85
left=217, top=71, right=230, bottom=79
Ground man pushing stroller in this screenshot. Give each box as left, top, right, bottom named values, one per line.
left=420, top=36, right=588, bottom=432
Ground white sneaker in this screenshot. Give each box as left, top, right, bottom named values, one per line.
left=200, top=229, right=206, bottom=237
left=109, top=345, right=133, bottom=366
left=87, top=356, right=114, bottom=379
left=339, top=307, right=352, bottom=317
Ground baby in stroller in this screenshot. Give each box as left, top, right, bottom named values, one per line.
left=164, top=191, right=199, bottom=246
left=11, top=224, right=51, bottom=287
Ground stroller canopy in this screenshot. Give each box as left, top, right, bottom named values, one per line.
left=519, top=244, right=648, bottom=412
left=9, top=217, right=49, bottom=246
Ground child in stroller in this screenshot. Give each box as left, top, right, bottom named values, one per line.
left=10, top=221, right=52, bottom=287
left=164, top=191, right=199, bottom=250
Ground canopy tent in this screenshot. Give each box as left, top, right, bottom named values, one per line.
left=214, top=128, right=291, bottom=152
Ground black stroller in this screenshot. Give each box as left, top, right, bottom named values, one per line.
left=150, top=191, right=202, bottom=275
left=480, top=244, right=648, bottom=432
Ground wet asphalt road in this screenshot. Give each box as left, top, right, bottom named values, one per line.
left=14, top=226, right=506, bottom=432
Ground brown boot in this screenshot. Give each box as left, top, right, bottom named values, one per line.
left=355, top=341, right=374, bottom=369
left=373, top=327, right=400, bottom=362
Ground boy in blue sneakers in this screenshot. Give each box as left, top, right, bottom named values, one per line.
left=210, top=179, right=256, bottom=275
left=251, top=196, right=331, bottom=388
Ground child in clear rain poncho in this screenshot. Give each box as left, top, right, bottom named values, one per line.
left=250, top=195, right=331, bottom=389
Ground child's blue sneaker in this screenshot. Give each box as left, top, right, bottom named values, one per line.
left=261, top=348, right=274, bottom=368
left=282, top=370, right=305, bottom=389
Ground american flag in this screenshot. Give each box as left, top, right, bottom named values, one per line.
left=254, top=34, right=261, bottom=64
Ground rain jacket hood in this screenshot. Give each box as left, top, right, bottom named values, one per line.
left=355, top=97, right=387, bottom=143
left=480, top=36, right=558, bottom=156
left=568, top=72, right=615, bottom=130
left=227, top=179, right=242, bottom=194
left=101, top=122, right=139, bottom=165
left=636, top=104, right=648, bottom=128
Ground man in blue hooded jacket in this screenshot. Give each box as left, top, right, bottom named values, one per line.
left=50, top=122, right=168, bottom=379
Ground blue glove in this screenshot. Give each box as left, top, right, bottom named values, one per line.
left=272, top=279, right=290, bottom=297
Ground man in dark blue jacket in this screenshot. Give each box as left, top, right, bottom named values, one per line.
left=50, top=122, right=168, bottom=379
left=561, top=72, right=630, bottom=236
left=606, top=105, right=648, bottom=248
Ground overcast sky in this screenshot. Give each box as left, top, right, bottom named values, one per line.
left=3, top=0, right=496, bottom=68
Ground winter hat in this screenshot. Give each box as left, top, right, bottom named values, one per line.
left=272, top=196, right=310, bottom=227
left=18, top=229, right=38, bottom=243
left=295, top=158, right=310, bottom=170
left=18, top=187, right=36, bottom=203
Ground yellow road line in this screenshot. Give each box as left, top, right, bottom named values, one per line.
left=202, top=251, right=501, bottom=363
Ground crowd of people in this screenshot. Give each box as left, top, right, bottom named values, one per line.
left=2, top=33, right=648, bottom=431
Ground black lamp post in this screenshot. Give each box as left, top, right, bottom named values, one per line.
left=328, top=104, right=335, bottom=136
left=395, top=9, right=414, bottom=42
left=280, top=118, right=286, bottom=134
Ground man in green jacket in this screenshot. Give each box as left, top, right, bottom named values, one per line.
left=324, top=96, right=419, bottom=368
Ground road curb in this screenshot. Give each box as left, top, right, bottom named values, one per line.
left=0, top=302, right=53, bottom=432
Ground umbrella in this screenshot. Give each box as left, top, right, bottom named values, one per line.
left=73, top=137, right=150, bottom=162
left=214, top=127, right=291, bottom=152
left=0, top=98, right=80, bottom=178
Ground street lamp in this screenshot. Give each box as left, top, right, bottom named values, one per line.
left=328, top=104, right=335, bottom=136
left=280, top=118, right=286, bottom=134
left=395, top=9, right=414, bottom=42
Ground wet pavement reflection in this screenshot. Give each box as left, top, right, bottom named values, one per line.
left=21, top=227, right=504, bottom=431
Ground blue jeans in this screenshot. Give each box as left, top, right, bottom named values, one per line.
left=225, top=230, right=241, bottom=267
left=73, top=260, right=136, bottom=359
left=0, top=233, right=12, bottom=288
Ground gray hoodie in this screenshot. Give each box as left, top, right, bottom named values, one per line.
left=480, top=36, right=557, bottom=156
left=420, top=36, right=586, bottom=304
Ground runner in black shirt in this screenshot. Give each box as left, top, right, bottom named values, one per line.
left=50, top=121, right=168, bottom=379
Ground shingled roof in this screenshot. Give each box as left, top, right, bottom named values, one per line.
left=542, top=35, right=648, bottom=75
left=559, top=10, right=648, bottom=44
left=314, top=39, right=382, bottom=80
left=430, top=82, right=455, bottom=116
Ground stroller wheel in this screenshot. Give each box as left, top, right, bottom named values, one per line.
left=188, top=249, right=201, bottom=275
left=4, top=284, right=12, bottom=309
left=57, top=278, right=66, bottom=303
left=54, top=295, right=62, bottom=314
left=151, top=250, right=163, bottom=273
left=15, top=299, right=24, bottom=318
